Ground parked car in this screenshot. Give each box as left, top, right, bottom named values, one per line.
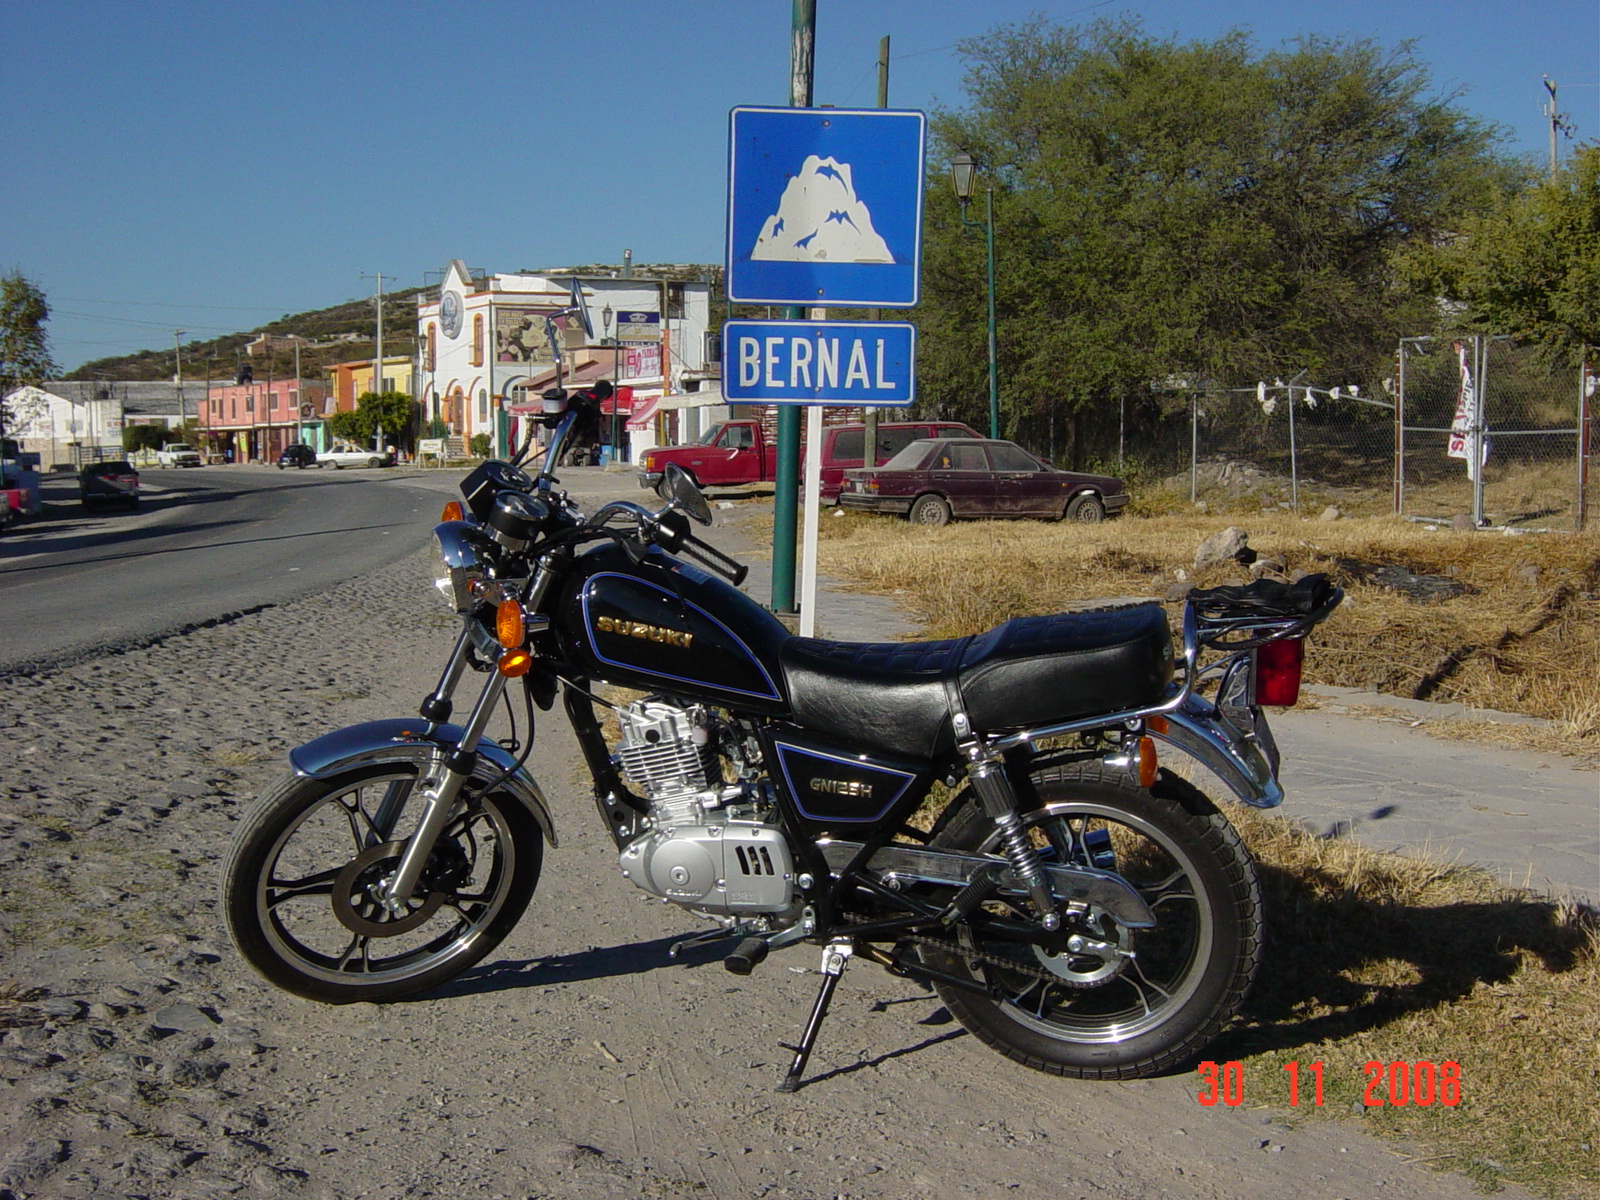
left=278, top=444, right=319, bottom=469
left=838, top=438, right=1128, bottom=526
left=79, top=460, right=141, bottom=509
left=638, top=419, right=981, bottom=503
left=155, top=442, right=202, bottom=467
left=320, top=442, right=394, bottom=469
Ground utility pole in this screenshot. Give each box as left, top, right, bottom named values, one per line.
left=361, top=272, right=386, bottom=451
left=174, top=330, right=186, bottom=434
left=1543, top=77, right=1572, bottom=180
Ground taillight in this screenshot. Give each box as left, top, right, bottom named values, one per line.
left=1254, top=637, right=1304, bottom=706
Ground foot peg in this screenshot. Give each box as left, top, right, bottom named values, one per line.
left=940, top=861, right=1003, bottom=926
left=724, top=936, right=769, bottom=975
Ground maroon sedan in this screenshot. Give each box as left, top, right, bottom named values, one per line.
left=837, top=438, right=1128, bottom=527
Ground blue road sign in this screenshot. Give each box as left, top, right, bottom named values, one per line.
left=722, top=319, right=916, bottom=406
left=727, top=107, right=925, bottom=308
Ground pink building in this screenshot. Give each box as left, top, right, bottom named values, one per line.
left=200, top=377, right=330, bottom=464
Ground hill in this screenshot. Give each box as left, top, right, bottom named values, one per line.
left=63, top=288, right=427, bottom=383
left=61, top=264, right=722, bottom=383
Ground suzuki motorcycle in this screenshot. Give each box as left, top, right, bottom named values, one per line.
left=222, top=390, right=1341, bottom=1091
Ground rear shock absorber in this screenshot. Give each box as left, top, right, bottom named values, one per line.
left=966, top=756, right=1060, bottom=931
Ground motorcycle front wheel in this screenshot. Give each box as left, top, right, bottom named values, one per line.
left=922, top=762, right=1260, bottom=1079
left=222, top=764, right=542, bottom=1003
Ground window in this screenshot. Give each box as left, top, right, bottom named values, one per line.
left=987, top=444, right=1041, bottom=472
left=831, top=430, right=864, bottom=460
left=472, top=314, right=484, bottom=367
left=951, top=445, right=987, bottom=470
left=880, top=427, right=923, bottom=458
left=426, top=323, right=437, bottom=372
left=882, top=440, right=935, bottom=470
left=718, top=424, right=754, bottom=450
left=667, top=282, right=685, bottom=319
left=478, top=390, right=489, bottom=422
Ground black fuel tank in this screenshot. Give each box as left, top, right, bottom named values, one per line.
left=559, top=542, right=792, bottom=714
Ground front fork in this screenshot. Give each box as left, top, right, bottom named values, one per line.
left=377, top=667, right=508, bottom=911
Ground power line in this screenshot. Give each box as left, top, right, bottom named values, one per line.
left=56, top=296, right=285, bottom=313
left=54, top=309, right=240, bottom=333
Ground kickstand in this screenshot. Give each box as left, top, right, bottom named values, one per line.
left=777, top=941, right=852, bottom=1093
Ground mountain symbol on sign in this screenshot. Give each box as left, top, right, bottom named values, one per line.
left=751, top=156, right=894, bottom=264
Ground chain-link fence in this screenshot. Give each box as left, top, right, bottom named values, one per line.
left=1003, top=339, right=1595, bottom=530
left=1397, top=338, right=1592, bottom=532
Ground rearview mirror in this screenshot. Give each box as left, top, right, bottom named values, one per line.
left=663, top=462, right=712, bottom=526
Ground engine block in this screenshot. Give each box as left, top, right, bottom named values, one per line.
left=614, top=699, right=715, bottom=800
left=619, top=822, right=795, bottom=915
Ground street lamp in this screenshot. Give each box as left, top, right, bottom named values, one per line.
left=601, top=302, right=617, bottom=462
left=950, top=151, right=999, bottom=439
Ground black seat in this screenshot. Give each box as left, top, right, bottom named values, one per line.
left=779, top=603, right=1173, bottom=760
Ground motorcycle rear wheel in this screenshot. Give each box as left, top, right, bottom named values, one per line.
left=922, top=763, right=1260, bottom=1079
left=222, top=764, right=541, bottom=1003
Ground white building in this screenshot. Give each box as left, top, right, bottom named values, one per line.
left=415, top=259, right=716, bottom=457
left=3, top=384, right=125, bottom=469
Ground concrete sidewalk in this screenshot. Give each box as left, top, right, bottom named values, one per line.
left=397, top=465, right=1600, bottom=905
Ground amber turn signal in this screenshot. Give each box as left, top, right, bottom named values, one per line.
left=497, top=649, right=533, bottom=677
left=1136, top=736, right=1158, bottom=788
left=441, top=500, right=465, bottom=522
left=496, top=599, right=525, bottom=649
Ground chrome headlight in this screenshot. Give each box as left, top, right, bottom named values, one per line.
left=432, top=520, right=493, bottom=612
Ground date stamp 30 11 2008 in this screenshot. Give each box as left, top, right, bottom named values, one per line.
left=1197, top=1060, right=1463, bottom=1108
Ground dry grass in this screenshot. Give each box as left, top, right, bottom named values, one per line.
left=1219, top=802, right=1600, bottom=1198
left=741, top=498, right=1600, bottom=1193
left=796, top=506, right=1600, bottom=762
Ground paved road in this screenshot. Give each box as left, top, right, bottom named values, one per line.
left=0, top=465, right=445, bottom=672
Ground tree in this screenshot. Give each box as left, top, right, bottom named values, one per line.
left=917, top=18, right=1520, bottom=462
left=1, top=272, right=57, bottom=438
left=1399, top=144, right=1600, bottom=352
left=328, top=390, right=417, bottom=448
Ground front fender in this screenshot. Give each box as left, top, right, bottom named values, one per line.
left=289, top=718, right=559, bottom=847
left=1150, top=700, right=1284, bottom=809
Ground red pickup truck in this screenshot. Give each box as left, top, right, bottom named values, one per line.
left=638, top=418, right=979, bottom=504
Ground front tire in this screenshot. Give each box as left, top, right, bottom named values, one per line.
left=1065, top=493, right=1106, bottom=523
left=922, top=764, right=1260, bottom=1079
left=221, top=764, right=542, bottom=1003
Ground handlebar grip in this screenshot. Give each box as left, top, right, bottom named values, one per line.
left=680, top=534, right=749, bottom=586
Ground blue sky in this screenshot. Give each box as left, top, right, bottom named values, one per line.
left=5, top=0, right=1596, bottom=373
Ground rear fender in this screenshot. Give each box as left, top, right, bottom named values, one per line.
left=1149, top=700, right=1284, bottom=809
left=289, top=718, right=558, bottom=847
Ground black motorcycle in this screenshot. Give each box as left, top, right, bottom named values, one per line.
left=222, top=389, right=1340, bottom=1091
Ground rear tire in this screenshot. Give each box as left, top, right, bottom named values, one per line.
left=922, top=764, right=1260, bottom=1079
left=221, top=764, right=542, bottom=1003
left=909, top=494, right=951, bottom=527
